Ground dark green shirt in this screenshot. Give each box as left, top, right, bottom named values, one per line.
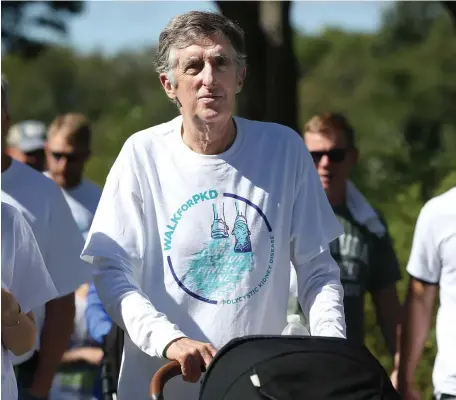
left=289, top=203, right=401, bottom=344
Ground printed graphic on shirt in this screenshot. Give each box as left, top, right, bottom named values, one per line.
left=163, top=189, right=274, bottom=306
left=331, top=232, right=369, bottom=297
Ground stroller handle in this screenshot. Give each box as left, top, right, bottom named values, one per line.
left=150, top=360, right=182, bottom=400
left=150, top=360, right=207, bottom=399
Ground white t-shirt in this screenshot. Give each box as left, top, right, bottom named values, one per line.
left=2, top=160, right=93, bottom=365
left=406, top=187, right=456, bottom=397
left=1, top=202, right=58, bottom=400
left=81, top=116, right=345, bottom=399
left=44, top=175, right=102, bottom=241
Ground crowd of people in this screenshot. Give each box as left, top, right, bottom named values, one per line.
left=1, top=10, right=455, bottom=400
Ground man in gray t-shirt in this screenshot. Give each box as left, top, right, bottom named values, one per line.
left=289, top=112, right=401, bottom=362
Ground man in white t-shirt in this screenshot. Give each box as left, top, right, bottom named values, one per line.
left=1, top=77, right=92, bottom=400
left=398, top=187, right=456, bottom=400
left=44, top=112, right=101, bottom=239
left=81, top=11, right=347, bottom=399
left=2, top=202, right=59, bottom=400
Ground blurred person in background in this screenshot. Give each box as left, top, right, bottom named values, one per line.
left=43, top=113, right=103, bottom=400
left=288, top=112, right=402, bottom=370
left=85, top=282, right=116, bottom=400
left=2, top=201, right=59, bottom=400
left=44, top=112, right=101, bottom=240
left=80, top=11, right=346, bottom=399
left=49, top=283, right=103, bottom=400
left=2, top=75, right=92, bottom=400
left=85, top=283, right=113, bottom=353
left=6, top=120, right=48, bottom=172
left=86, top=280, right=126, bottom=400
left=398, top=187, right=456, bottom=400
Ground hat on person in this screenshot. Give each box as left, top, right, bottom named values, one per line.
left=7, top=120, right=47, bottom=152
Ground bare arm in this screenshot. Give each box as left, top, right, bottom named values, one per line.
left=29, top=293, right=75, bottom=397
left=1, top=291, right=37, bottom=356
left=371, top=284, right=401, bottom=357
left=398, top=278, right=437, bottom=394
left=61, top=347, right=104, bottom=365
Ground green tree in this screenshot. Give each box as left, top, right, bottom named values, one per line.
left=1, top=1, right=84, bottom=58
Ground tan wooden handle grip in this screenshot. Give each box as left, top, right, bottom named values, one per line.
left=150, top=360, right=182, bottom=400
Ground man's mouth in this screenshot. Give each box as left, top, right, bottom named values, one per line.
left=320, top=173, right=332, bottom=181
left=199, top=94, right=222, bottom=100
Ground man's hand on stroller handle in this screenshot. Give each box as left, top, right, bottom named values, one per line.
left=164, top=337, right=217, bottom=383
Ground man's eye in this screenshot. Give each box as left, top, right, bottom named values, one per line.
left=215, top=58, right=230, bottom=67
left=185, top=61, right=203, bottom=73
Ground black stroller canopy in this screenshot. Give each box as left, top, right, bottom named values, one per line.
left=199, top=336, right=400, bottom=400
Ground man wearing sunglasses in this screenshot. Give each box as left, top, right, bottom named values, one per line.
left=44, top=113, right=99, bottom=213
left=289, top=112, right=401, bottom=372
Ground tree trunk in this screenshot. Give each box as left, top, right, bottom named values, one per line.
left=217, top=1, right=299, bottom=132
left=217, top=1, right=267, bottom=122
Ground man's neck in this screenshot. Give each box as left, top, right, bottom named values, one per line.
left=61, top=179, right=83, bottom=191
left=47, top=170, right=83, bottom=190
left=181, top=115, right=236, bottom=155
left=327, top=189, right=346, bottom=209
left=1, top=153, right=12, bottom=173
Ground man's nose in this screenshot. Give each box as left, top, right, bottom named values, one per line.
left=58, top=157, right=68, bottom=169
left=319, top=154, right=331, bottom=167
left=201, top=63, right=215, bottom=87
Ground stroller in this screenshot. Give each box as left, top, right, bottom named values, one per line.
left=150, top=335, right=401, bottom=400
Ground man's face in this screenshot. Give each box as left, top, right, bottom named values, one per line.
left=160, top=34, right=245, bottom=127
left=304, top=130, right=358, bottom=202
left=45, top=133, right=89, bottom=188
left=6, top=147, right=46, bottom=172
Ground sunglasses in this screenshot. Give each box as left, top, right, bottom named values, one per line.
left=51, top=151, right=84, bottom=163
left=310, top=148, right=348, bottom=163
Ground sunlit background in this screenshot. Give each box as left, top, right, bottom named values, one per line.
left=2, top=2, right=456, bottom=398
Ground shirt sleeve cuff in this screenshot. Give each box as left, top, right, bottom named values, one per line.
left=153, top=327, right=188, bottom=359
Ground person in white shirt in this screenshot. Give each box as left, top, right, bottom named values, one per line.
left=1, top=76, right=92, bottom=400
left=81, top=11, right=347, bottom=399
left=43, top=113, right=103, bottom=399
left=2, top=202, right=58, bottom=400
left=398, top=187, right=456, bottom=400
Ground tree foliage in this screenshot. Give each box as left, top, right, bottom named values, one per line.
left=1, top=1, right=84, bottom=58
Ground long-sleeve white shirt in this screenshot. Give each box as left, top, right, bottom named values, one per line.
left=81, top=116, right=346, bottom=399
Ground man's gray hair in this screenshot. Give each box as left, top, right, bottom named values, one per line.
left=155, top=11, right=247, bottom=86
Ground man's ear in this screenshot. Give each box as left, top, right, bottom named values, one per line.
left=236, top=67, right=247, bottom=94
left=82, top=150, right=91, bottom=163
left=159, top=73, right=177, bottom=101
left=349, top=147, right=359, bottom=167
